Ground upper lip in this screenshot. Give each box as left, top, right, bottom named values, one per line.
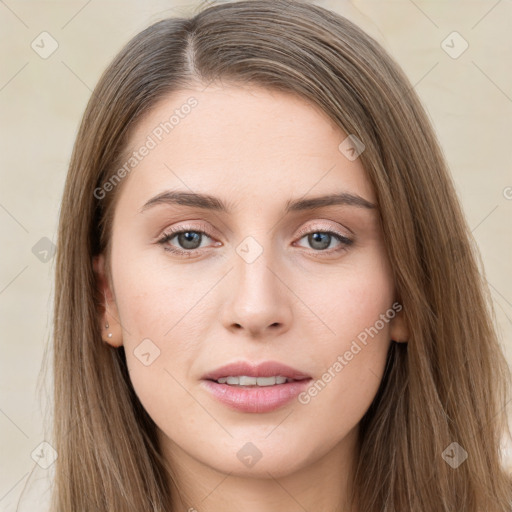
left=202, top=361, right=312, bottom=381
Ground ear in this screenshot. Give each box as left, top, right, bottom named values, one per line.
left=389, top=305, right=409, bottom=344
left=92, top=253, right=123, bottom=348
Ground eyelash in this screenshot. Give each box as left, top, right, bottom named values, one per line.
left=157, top=224, right=354, bottom=258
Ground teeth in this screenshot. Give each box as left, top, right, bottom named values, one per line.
left=216, top=375, right=290, bottom=386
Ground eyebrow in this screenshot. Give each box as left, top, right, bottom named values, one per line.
left=139, top=190, right=376, bottom=214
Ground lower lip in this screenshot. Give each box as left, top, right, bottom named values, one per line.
left=201, top=379, right=312, bottom=413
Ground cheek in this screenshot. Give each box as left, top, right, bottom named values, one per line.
left=306, top=249, right=395, bottom=347
left=110, top=248, right=216, bottom=421
left=111, top=239, right=210, bottom=341
left=115, top=280, right=205, bottom=433
left=294, top=251, right=395, bottom=423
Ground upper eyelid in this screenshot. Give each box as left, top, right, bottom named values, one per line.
left=162, top=221, right=349, bottom=236
left=294, top=221, right=351, bottom=237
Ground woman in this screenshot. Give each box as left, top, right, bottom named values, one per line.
left=43, top=0, right=512, bottom=510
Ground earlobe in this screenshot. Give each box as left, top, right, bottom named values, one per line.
left=93, top=254, right=123, bottom=348
left=102, top=316, right=123, bottom=348
left=389, top=307, right=410, bottom=344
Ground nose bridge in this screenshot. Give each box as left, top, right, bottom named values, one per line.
left=221, top=232, right=292, bottom=335
left=234, top=233, right=280, bottom=302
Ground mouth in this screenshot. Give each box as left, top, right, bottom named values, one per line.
left=208, top=375, right=309, bottom=386
left=201, top=360, right=311, bottom=382
left=200, top=361, right=312, bottom=413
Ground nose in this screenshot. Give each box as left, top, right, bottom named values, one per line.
left=220, top=242, right=293, bottom=338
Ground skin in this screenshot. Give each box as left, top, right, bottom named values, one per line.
left=93, top=84, right=409, bottom=512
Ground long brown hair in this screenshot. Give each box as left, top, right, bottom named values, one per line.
left=44, top=0, right=512, bottom=510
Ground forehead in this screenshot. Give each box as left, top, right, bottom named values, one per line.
left=115, top=84, right=376, bottom=217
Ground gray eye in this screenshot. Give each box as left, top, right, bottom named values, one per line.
left=176, top=231, right=203, bottom=250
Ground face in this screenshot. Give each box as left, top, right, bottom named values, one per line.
left=94, top=84, right=408, bottom=482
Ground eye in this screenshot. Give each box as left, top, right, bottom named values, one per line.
left=294, top=227, right=353, bottom=255
left=157, top=225, right=218, bottom=257
left=157, top=224, right=354, bottom=258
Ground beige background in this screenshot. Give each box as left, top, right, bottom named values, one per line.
left=1, top=0, right=511, bottom=508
